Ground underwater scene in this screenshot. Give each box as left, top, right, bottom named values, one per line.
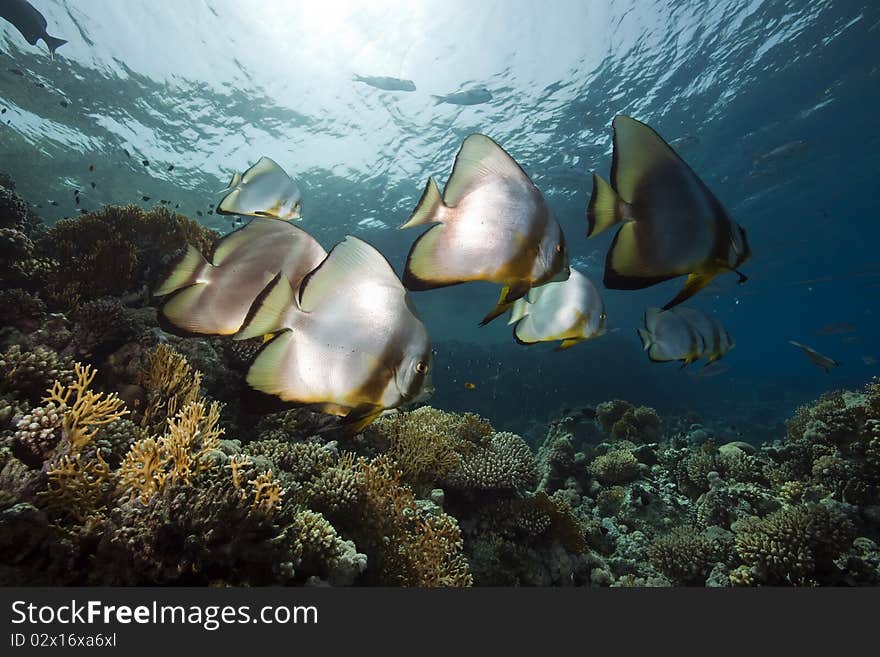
left=0, top=0, right=879, bottom=587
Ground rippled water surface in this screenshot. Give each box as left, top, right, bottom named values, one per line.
left=1, top=0, right=878, bottom=434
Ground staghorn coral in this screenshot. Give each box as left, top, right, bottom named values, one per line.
left=304, top=454, right=363, bottom=516
left=0, top=344, right=75, bottom=403
left=733, top=503, right=855, bottom=585
left=648, top=525, right=728, bottom=586
left=588, top=448, right=642, bottom=486
left=37, top=204, right=217, bottom=311
left=442, top=431, right=537, bottom=492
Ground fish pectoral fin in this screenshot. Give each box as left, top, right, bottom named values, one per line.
left=479, top=284, right=528, bottom=326
left=555, top=338, right=583, bottom=351
left=662, top=272, right=717, bottom=311
left=154, top=244, right=210, bottom=296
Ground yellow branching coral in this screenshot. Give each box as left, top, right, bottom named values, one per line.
left=138, top=344, right=202, bottom=433
left=117, top=400, right=223, bottom=503
left=354, top=455, right=472, bottom=587
left=228, top=455, right=252, bottom=491
left=41, top=453, right=112, bottom=521
left=251, top=470, right=283, bottom=516
left=43, top=362, right=128, bottom=454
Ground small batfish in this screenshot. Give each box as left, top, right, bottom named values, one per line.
left=217, top=156, right=302, bottom=221
left=789, top=340, right=840, bottom=373
left=431, top=87, right=493, bottom=106
left=401, top=133, right=569, bottom=325
left=237, top=236, right=432, bottom=434
left=0, top=0, right=67, bottom=56
left=154, top=217, right=326, bottom=337
left=587, top=115, right=751, bottom=310
left=670, top=307, right=734, bottom=363
left=353, top=74, right=416, bottom=92
left=638, top=307, right=705, bottom=366
left=508, top=268, right=606, bottom=350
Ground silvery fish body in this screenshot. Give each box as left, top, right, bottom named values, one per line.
left=217, top=156, right=302, bottom=221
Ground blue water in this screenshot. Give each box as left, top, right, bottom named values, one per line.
left=1, top=0, right=878, bottom=438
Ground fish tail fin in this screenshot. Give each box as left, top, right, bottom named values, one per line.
left=235, top=273, right=299, bottom=341
left=508, top=298, right=529, bottom=325
left=44, top=35, right=67, bottom=57
left=662, top=272, right=717, bottom=310
left=587, top=173, right=623, bottom=237
left=637, top=328, right=654, bottom=351
left=430, top=95, right=444, bottom=106
left=400, top=177, right=445, bottom=228
left=480, top=284, right=526, bottom=326
left=154, top=244, right=210, bottom=296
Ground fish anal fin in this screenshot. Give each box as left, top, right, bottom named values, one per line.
left=662, top=271, right=717, bottom=311
left=340, top=404, right=383, bottom=435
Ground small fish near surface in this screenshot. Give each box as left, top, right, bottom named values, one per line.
left=217, top=156, right=302, bottom=221
left=587, top=115, right=751, bottom=310
left=353, top=74, right=416, bottom=92
left=752, top=140, right=809, bottom=167
left=154, top=217, right=327, bottom=337
left=237, top=236, right=433, bottom=434
left=638, top=306, right=734, bottom=367
left=508, top=268, right=606, bottom=350
left=788, top=340, right=840, bottom=373
left=0, top=0, right=67, bottom=57
left=401, top=133, right=569, bottom=326
left=431, top=87, right=493, bottom=106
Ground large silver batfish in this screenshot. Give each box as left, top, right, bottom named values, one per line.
left=155, top=217, right=326, bottom=336
left=401, top=134, right=569, bottom=325
left=237, top=236, right=432, bottom=433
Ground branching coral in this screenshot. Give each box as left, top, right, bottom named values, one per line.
left=588, top=448, right=642, bottom=486
left=648, top=526, right=727, bottom=586
left=0, top=344, right=75, bottom=403
left=442, top=431, right=537, bottom=492
left=733, top=503, right=854, bottom=585
left=137, top=344, right=202, bottom=433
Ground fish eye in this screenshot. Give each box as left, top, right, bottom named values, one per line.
left=415, top=361, right=428, bottom=374
left=555, top=243, right=563, bottom=253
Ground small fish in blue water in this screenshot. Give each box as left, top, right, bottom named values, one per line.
left=123, top=149, right=130, bottom=158
left=1, top=108, right=5, bottom=114
left=0, top=0, right=67, bottom=56
left=401, top=134, right=569, bottom=325
left=167, top=164, right=174, bottom=171
left=142, top=159, right=150, bottom=167
left=141, top=195, right=150, bottom=201
left=217, top=157, right=302, bottom=221
left=464, top=382, right=476, bottom=390
left=668, top=134, right=699, bottom=150
left=431, top=87, right=492, bottom=106
left=8, top=68, right=24, bottom=76
left=49, top=200, right=58, bottom=206
left=353, top=74, right=416, bottom=92
left=90, top=181, right=95, bottom=189
left=588, top=115, right=750, bottom=310
left=196, top=210, right=203, bottom=216
left=59, top=100, right=68, bottom=108
left=789, top=340, right=839, bottom=373
left=753, top=140, right=808, bottom=167
left=88, top=164, right=94, bottom=172
left=639, top=307, right=733, bottom=366
left=509, top=268, right=606, bottom=350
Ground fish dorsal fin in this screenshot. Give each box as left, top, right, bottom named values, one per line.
left=235, top=273, right=298, bottom=341
left=242, top=156, right=283, bottom=184
left=443, top=134, right=535, bottom=206
left=211, top=217, right=296, bottom=265
left=299, top=236, right=401, bottom=312
left=611, top=115, right=700, bottom=203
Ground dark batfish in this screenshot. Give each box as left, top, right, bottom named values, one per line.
left=587, top=115, right=751, bottom=310
left=431, top=87, right=493, bottom=106
left=353, top=74, right=416, bottom=92
left=789, top=340, right=840, bottom=373
left=0, top=0, right=67, bottom=56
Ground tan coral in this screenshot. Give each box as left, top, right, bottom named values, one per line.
left=138, top=344, right=202, bottom=433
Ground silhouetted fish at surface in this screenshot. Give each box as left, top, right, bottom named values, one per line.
left=142, top=196, right=150, bottom=201
left=353, top=74, right=416, bottom=92
left=142, top=160, right=149, bottom=167
left=90, top=182, right=95, bottom=189
left=123, top=149, right=131, bottom=158
left=0, top=0, right=66, bottom=56
left=8, top=68, right=24, bottom=76
left=58, top=100, right=68, bottom=108
left=753, top=140, right=809, bottom=166
left=431, top=87, right=493, bottom=106
left=167, top=165, right=174, bottom=171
